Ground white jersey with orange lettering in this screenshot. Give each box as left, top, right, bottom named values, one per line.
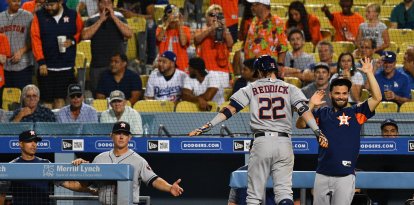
left=230, top=78, right=307, bottom=134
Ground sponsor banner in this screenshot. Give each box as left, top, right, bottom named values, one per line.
left=360, top=141, right=397, bottom=152
left=408, top=140, right=414, bottom=152
left=233, top=140, right=251, bottom=152
left=292, top=141, right=309, bottom=151
left=62, top=139, right=84, bottom=151
left=180, top=141, right=222, bottom=151
left=95, top=140, right=136, bottom=150
left=9, top=140, right=51, bottom=150
left=147, top=140, right=170, bottom=152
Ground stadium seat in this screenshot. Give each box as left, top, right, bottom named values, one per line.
left=140, top=75, right=149, bottom=89
left=319, top=17, right=334, bottom=31
left=388, top=41, right=399, bottom=53
left=133, top=100, right=175, bottom=112
left=270, top=0, right=301, bottom=6
left=224, top=87, right=233, bottom=101
left=169, top=0, right=185, bottom=8
left=92, top=99, right=108, bottom=112
left=305, top=5, right=327, bottom=19
left=126, top=17, right=146, bottom=61
left=270, top=5, right=287, bottom=17
left=311, top=53, right=320, bottom=62
left=412, top=89, right=414, bottom=100
left=220, top=101, right=249, bottom=113
left=397, top=53, right=404, bottom=64
left=332, top=41, right=355, bottom=55
left=175, top=101, right=218, bottom=112
left=399, top=102, right=414, bottom=113
left=305, top=0, right=333, bottom=5
left=360, top=89, right=370, bottom=102
left=77, top=40, right=91, bottom=66
left=375, top=101, right=398, bottom=113
left=383, top=0, right=401, bottom=5
left=2, top=87, right=21, bottom=111
left=380, top=6, right=395, bottom=19
left=399, top=42, right=414, bottom=54
left=232, top=40, right=244, bottom=52
left=284, top=77, right=302, bottom=88
left=354, top=0, right=382, bottom=6
left=288, top=42, right=314, bottom=53
left=388, top=29, right=414, bottom=46
left=154, top=4, right=167, bottom=22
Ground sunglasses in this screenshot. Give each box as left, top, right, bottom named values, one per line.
left=111, top=99, right=123, bottom=103
left=208, top=13, right=217, bottom=17
left=70, top=93, right=82, bottom=99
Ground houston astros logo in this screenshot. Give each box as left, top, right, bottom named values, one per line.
left=337, top=113, right=351, bottom=126
left=120, top=123, right=126, bottom=128
left=30, top=131, right=35, bottom=135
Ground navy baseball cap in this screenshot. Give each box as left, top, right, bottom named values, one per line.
left=312, top=62, right=330, bottom=72
left=330, top=77, right=352, bottom=91
left=381, top=119, right=398, bottom=130
left=164, top=4, right=174, bottom=15
left=160, top=51, right=177, bottom=64
left=67, top=84, right=82, bottom=96
left=19, top=130, right=42, bottom=142
left=382, top=51, right=396, bottom=63
left=112, top=121, right=131, bottom=135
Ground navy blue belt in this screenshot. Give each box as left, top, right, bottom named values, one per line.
left=254, top=132, right=289, bottom=138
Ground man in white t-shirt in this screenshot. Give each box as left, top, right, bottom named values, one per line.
left=182, top=57, right=224, bottom=111
left=144, top=51, right=187, bottom=102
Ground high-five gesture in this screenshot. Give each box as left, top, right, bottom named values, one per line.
left=169, top=179, right=184, bottom=197
left=358, top=57, right=373, bottom=74
left=310, top=90, right=327, bottom=108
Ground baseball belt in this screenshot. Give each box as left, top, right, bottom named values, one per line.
left=254, top=132, right=289, bottom=138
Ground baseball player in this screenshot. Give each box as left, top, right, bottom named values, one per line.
left=72, top=121, right=183, bottom=205
left=296, top=57, right=382, bottom=205
left=189, top=55, right=328, bottom=205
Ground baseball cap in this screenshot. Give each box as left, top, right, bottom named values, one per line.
left=112, top=121, right=131, bottom=134
left=67, top=84, right=82, bottom=97
left=382, top=51, right=396, bottom=63
left=312, top=62, right=330, bottom=72
left=381, top=119, right=398, bottom=130
left=164, top=4, right=176, bottom=15
left=109, top=90, right=125, bottom=103
left=246, top=0, right=270, bottom=5
left=329, top=77, right=352, bottom=91
left=160, top=51, right=177, bottom=64
left=19, top=130, right=42, bottom=142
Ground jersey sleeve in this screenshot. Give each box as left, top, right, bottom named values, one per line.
left=229, top=84, right=251, bottom=108
left=139, top=158, right=158, bottom=186
left=354, top=100, right=375, bottom=125
left=290, top=85, right=307, bottom=107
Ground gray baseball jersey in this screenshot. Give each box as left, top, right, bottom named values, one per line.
left=0, top=9, right=33, bottom=71
left=230, top=78, right=307, bottom=134
left=92, top=149, right=158, bottom=204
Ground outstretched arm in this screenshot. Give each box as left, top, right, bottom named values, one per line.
left=358, top=57, right=382, bottom=111
left=152, top=178, right=183, bottom=197
left=188, top=104, right=237, bottom=136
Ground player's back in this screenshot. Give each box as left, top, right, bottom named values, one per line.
left=231, top=78, right=307, bottom=134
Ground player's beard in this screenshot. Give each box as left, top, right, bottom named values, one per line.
left=331, top=96, right=348, bottom=109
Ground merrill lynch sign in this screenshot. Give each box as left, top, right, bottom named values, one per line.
left=43, top=164, right=103, bottom=178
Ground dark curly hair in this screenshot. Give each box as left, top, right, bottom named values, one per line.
left=287, top=1, right=312, bottom=42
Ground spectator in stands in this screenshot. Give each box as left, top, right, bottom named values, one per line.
left=57, top=84, right=98, bottom=123
left=321, top=0, right=364, bottom=42
left=284, top=28, right=316, bottom=84
left=238, top=1, right=252, bottom=42
left=144, top=51, right=187, bottom=102
left=0, top=33, right=11, bottom=96
left=194, top=4, right=233, bottom=94
left=71, top=121, right=183, bottom=205
left=22, top=0, right=46, bottom=13
left=210, top=0, right=239, bottom=42
left=375, top=51, right=411, bottom=105
left=244, top=0, right=288, bottom=67
left=398, top=46, right=414, bottom=90
left=101, top=90, right=142, bottom=135
left=390, top=0, right=414, bottom=29
left=0, top=0, right=34, bottom=90
left=10, top=84, right=55, bottom=122
left=0, top=130, right=96, bottom=205
left=156, top=4, right=191, bottom=72
left=356, top=3, right=390, bottom=54
left=232, top=58, right=257, bottom=94
left=118, top=0, right=157, bottom=64
left=381, top=118, right=399, bottom=138
left=330, top=52, right=365, bottom=103
left=314, top=41, right=337, bottom=74
left=182, top=57, right=223, bottom=111
left=301, top=62, right=332, bottom=107
left=96, top=53, right=142, bottom=106
left=82, top=0, right=133, bottom=94
left=286, top=1, right=322, bottom=45
left=77, top=0, right=98, bottom=17
left=31, top=0, right=83, bottom=109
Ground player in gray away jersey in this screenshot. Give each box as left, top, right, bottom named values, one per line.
left=189, top=55, right=328, bottom=205
left=73, top=121, right=183, bottom=205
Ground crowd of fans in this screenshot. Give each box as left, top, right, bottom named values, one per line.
left=0, top=0, right=413, bottom=129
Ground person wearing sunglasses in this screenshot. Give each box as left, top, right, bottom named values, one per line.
left=57, top=84, right=98, bottom=123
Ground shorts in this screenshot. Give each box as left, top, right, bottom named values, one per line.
left=38, top=68, right=75, bottom=102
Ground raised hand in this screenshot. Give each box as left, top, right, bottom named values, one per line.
left=310, top=90, right=326, bottom=107
left=169, top=179, right=184, bottom=197
left=358, top=57, right=373, bottom=74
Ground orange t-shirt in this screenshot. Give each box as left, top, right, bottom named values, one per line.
left=284, top=14, right=322, bottom=45
left=330, top=12, right=364, bottom=42
left=196, top=31, right=230, bottom=73
left=0, top=33, right=11, bottom=88
left=210, top=0, right=238, bottom=27
left=156, top=26, right=191, bottom=72
left=21, top=0, right=35, bottom=13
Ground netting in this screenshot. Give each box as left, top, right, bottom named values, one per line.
left=0, top=0, right=413, bottom=137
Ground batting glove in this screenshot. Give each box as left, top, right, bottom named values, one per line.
left=314, top=129, right=328, bottom=148
left=189, top=122, right=212, bottom=136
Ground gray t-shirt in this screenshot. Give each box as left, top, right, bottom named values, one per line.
left=358, top=22, right=387, bottom=48
left=284, top=51, right=315, bottom=71
left=230, top=78, right=307, bottom=134
left=92, top=149, right=158, bottom=204
left=301, top=83, right=332, bottom=107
